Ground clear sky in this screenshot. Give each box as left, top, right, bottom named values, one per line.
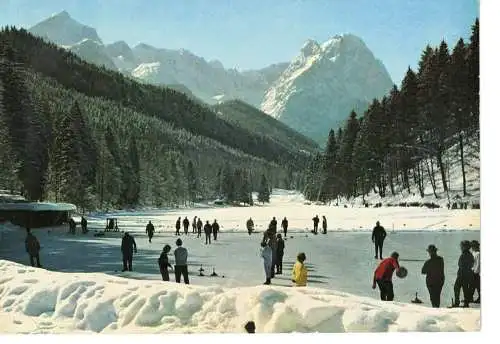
left=0, top=0, right=478, bottom=85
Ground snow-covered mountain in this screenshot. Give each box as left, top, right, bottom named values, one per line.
left=261, top=34, right=394, bottom=145
left=69, top=39, right=117, bottom=71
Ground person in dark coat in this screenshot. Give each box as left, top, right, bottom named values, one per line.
left=175, top=217, right=181, bottom=236
left=69, top=218, right=76, bottom=234
left=269, top=217, right=277, bottom=234
left=192, top=216, right=197, bottom=233
left=281, top=217, right=288, bottom=237
left=371, top=221, right=387, bottom=259
left=372, top=252, right=400, bottom=301
left=81, top=217, right=88, bottom=234
left=312, top=215, right=320, bottom=234
left=453, top=240, right=474, bottom=307
left=268, top=231, right=278, bottom=278
left=25, top=228, right=41, bottom=268
left=421, top=244, right=445, bottom=308
left=174, top=239, right=189, bottom=284
left=182, top=217, right=189, bottom=235
left=146, top=221, right=155, bottom=243
left=204, top=221, right=212, bottom=244
left=322, top=216, right=327, bottom=234
left=212, top=220, right=220, bottom=241
left=246, top=218, right=254, bottom=235
left=121, top=232, right=137, bottom=272
left=197, top=218, right=203, bottom=238
left=158, top=244, right=173, bottom=281
left=276, top=233, right=285, bottom=274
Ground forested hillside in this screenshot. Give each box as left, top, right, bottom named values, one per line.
left=0, top=27, right=309, bottom=210
left=303, top=19, right=479, bottom=203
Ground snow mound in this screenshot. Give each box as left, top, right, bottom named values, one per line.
left=0, top=260, right=479, bottom=333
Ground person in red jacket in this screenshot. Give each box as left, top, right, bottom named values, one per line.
left=372, top=252, right=400, bottom=301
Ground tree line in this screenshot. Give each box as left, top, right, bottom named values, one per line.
left=304, top=19, right=479, bottom=203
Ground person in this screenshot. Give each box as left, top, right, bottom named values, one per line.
left=453, top=240, right=474, bottom=307
left=146, top=221, right=155, bottom=243
left=183, top=217, right=189, bottom=235
left=174, top=238, right=189, bottom=284
left=244, top=321, right=256, bottom=333
left=81, top=216, right=88, bottom=234
left=269, top=217, right=277, bottom=234
left=158, top=244, right=173, bottom=281
left=421, top=244, right=445, bottom=308
left=197, top=218, right=203, bottom=238
left=212, top=219, right=220, bottom=241
left=121, top=232, right=137, bottom=272
left=322, top=216, right=327, bottom=234
left=292, top=252, right=308, bottom=287
left=471, top=240, right=480, bottom=303
left=261, top=240, right=273, bottom=285
left=276, top=234, right=285, bottom=274
left=246, top=218, right=254, bottom=235
left=372, top=251, right=400, bottom=301
left=25, top=228, right=41, bottom=268
left=371, top=221, right=387, bottom=259
left=175, top=217, right=181, bottom=236
left=204, top=220, right=212, bottom=245
left=69, top=217, right=76, bottom=234
left=268, top=231, right=278, bottom=278
left=192, top=216, right=197, bottom=233
left=281, top=217, right=288, bottom=237
left=312, top=215, right=320, bottom=234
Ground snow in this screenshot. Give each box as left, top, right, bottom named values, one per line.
left=131, top=62, right=162, bottom=79
left=0, top=202, right=76, bottom=211
left=0, top=260, right=479, bottom=333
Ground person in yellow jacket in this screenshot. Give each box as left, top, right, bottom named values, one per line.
left=292, top=252, right=308, bottom=287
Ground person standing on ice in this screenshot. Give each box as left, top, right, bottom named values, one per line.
left=174, top=238, right=189, bottom=284
left=121, top=232, right=137, bottom=272
left=322, top=216, right=327, bottom=234
left=197, top=218, right=203, bottom=238
left=421, top=244, right=445, bottom=308
left=212, top=219, right=220, bottom=241
left=470, top=240, right=480, bottom=303
left=146, top=221, right=155, bottom=243
left=261, top=240, right=273, bottom=285
left=192, top=216, right=197, bottom=233
left=175, top=217, right=181, bottom=236
left=452, top=240, right=474, bottom=307
left=25, top=228, right=41, bottom=268
left=269, top=217, right=277, bottom=234
left=281, top=217, right=288, bottom=237
left=81, top=216, right=88, bottom=234
left=276, top=233, right=285, bottom=274
left=204, top=220, right=212, bottom=244
left=371, top=221, right=387, bottom=259
left=372, top=251, right=401, bottom=301
left=158, top=244, right=173, bottom=281
left=292, top=252, right=308, bottom=287
left=246, top=217, right=254, bottom=235
left=312, top=215, right=320, bottom=234
left=268, top=231, right=278, bottom=278
left=183, top=217, right=190, bottom=235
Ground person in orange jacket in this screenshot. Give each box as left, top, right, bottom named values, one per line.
left=292, top=252, right=308, bottom=286
left=372, top=251, right=400, bottom=301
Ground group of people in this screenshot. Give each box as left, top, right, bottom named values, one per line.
left=173, top=216, right=220, bottom=245
left=311, top=215, right=328, bottom=234
left=67, top=216, right=88, bottom=235
left=372, top=236, right=480, bottom=308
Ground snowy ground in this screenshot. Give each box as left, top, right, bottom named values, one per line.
left=0, top=190, right=481, bottom=333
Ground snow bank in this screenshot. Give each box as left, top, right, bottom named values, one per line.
left=0, top=260, right=479, bottom=333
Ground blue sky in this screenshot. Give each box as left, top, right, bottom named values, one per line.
left=0, top=0, right=478, bottom=84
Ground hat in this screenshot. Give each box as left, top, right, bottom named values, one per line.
left=163, top=244, right=171, bottom=252
left=176, top=238, right=182, bottom=246
left=426, top=244, right=438, bottom=252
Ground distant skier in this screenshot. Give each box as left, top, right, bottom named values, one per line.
left=292, top=252, right=308, bottom=287
left=372, top=252, right=401, bottom=301
left=183, top=217, right=189, bottom=235
left=312, top=215, right=320, bottom=234
left=276, top=233, right=285, bottom=274
left=471, top=240, right=480, bottom=303
left=158, top=244, right=173, bottom=281
left=421, top=244, right=445, bottom=308
left=175, top=217, right=181, bottom=236
left=281, top=217, right=288, bottom=237
left=322, top=216, right=327, bottom=234
left=269, top=217, right=277, bottom=234
left=246, top=217, right=254, bottom=235
left=174, top=238, right=189, bottom=284
left=452, top=240, right=474, bottom=307
left=192, top=216, right=197, bottom=233
left=197, top=218, right=203, bottom=238
left=371, top=221, right=387, bottom=259
left=204, top=220, right=212, bottom=244
left=121, top=232, right=137, bottom=272
left=25, top=228, right=41, bottom=268
left=146, top=220, right=155, bottom=243
left=261, top=240, right=273, bottom=285
left=212, top=219, right=220, bottom=241
left=81, top=216, right=88, bottom=234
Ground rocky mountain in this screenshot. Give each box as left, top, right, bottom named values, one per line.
left=261, top=34, right=394, bottom=145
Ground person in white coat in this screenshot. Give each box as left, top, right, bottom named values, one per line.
left=261, top=240, right=273, bottom=285
left=471, top=240, right=480, bottom=303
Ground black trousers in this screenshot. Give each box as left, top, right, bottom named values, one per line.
left=160, top=266, right=170, bottom=281
left=122, top=254, right=133, bottom=271
left=184, top=226, right=188, bottom=234
left=277, top=253, right=284, bottom=273
left=313, top=224, right=318, bottom=233
left=148, top=233, right=153, bottom=242
left=213, top=231, right=218, bottom=241
left=283, top=228, right=287, bottom=237
left=374, top=240, right=384, bottom=258
left=205, top=233, right=211, bottom=244
left=175, top=227, right=180, bottom=235
left=454, top=274, right=473, bottom=305
left=29, top=254, right=41, bottom=268
left=175, top=265, right=189, bottom=284
left=197, top=229, right=202, bottom=238
left=427, top=284, right=443, bottom=308
left=472, top=273, right=480, bottom=300
left=376, top=279, right=394, bottom=301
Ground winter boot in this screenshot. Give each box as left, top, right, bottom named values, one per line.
left=263, top=279, right=271, bottom=285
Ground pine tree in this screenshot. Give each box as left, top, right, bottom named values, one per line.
left=186, top=160, right=198, bottom=203
left=257, top=174, right=270, bottom=203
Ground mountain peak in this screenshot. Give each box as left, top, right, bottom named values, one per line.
left=51, top=10, right=71, bottom=19
left=300, top=39, right=321, bottom=56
